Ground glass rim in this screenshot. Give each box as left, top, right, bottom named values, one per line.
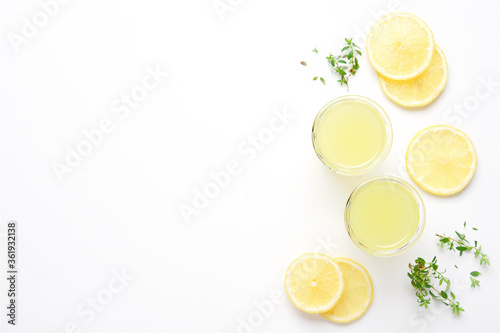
left=312, top=95, right=393, bottom=175
left=344, top=176, right=426, bottom=257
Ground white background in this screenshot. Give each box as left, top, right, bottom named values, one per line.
left=1, top=0, right=499, bottom=332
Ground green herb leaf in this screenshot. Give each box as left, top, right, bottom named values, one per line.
left=312, top=48, right=318, bottom=53
left=409, top=224, right=493, bottom=318
left=313, top=77, right=318, bottom=80
left=470, top=276, right=480, bottom=288
left=436, top=227, right=490, bottom=266
left=408, top=256, right=463, bottom=315
left=321, top=36, right=362, bottom=89
left=320, top=77, right=326, bottom=85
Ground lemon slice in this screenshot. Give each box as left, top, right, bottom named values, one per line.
left=379, top=45, right=448, bottom=107
left=367, top=13, right=434, bottom=80
left=320, top=258, right=373, bottom=323
left=284, top=253, right=343, bottom=313
left=406, top=125, right=477, bottom=195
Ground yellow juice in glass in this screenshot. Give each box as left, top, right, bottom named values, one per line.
left=345, top=176, right=425, bottom=256
left=312, top=96, right=392, bottom=175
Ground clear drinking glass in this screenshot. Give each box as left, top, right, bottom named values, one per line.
left=344, top=176, right=426, bottom=257
left=312, top=95, right=392, bottom=175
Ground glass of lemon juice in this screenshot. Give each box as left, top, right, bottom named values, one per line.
left=345, top=176, right=425, bottom=256
left=312, top=95, right=392, bottom=175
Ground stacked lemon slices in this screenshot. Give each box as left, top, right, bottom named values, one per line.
left=284, top=253, right=373, bottom=323
left=367, top=13, right=448, bottom=107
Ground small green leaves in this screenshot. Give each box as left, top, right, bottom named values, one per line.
left=408, top=256, right=463, bottom=316
left=325, top=36, right=362, bottom=89
left=455, top=231, right=466, bottom=241
left=436, top=224, right=489, bottom=266
left=479, top=255, right=490, bottom=266
left=456, top=246, right=468, bottom=256
left=451, top=302, right=465, bottom=316
left=312, top=76, right=326, bottom=85
left=303, top=48, right=324, bottom=83
left=470, top=277, right=480, bottom=288
left=410, top=223, right=491, bottom=317
left=469, top=271, right=481, bottom=287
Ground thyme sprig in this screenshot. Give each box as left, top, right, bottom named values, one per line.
left=326, top=38, right=361, bottom=89
left=300, top=38, right=362, bottom=89
left=408, top=222, right=491, bottom=316
left=408, top=257, right=465, bottom=316
left=436, top=222, right=490, bottom=266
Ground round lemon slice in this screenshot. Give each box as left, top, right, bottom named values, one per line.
left=320, top=258, right=373, bottom=323
left=406, top=125, right=477, bottom=195
left=367, top=13, right=434, bottom=80
left=379, top=45, right=448, bottom=107
left=284, top=253, right=343, bottom=313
